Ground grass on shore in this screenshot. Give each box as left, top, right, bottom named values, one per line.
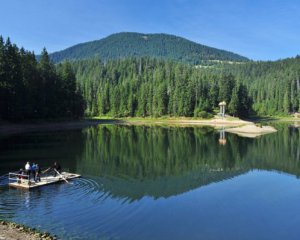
left=90, top=115, right=242, bottom=122
left=248, top=116, right=300, bottom=123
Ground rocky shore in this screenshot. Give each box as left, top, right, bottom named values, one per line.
left=0, top=220, right=56, bottom=240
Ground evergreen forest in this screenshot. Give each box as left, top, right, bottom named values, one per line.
left=73, top=56, right=300, bottom=118
left=219, top=58, right=300, bottom=115
left=1, top=35, right=300, bottom=121
left=0, top=36, right=85, bottom=121
left=73, top=58, right=252, bottom=118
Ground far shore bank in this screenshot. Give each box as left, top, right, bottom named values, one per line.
left=114, top=117, right=252, bottom=127
left=0, top=116, right=298, bottom=136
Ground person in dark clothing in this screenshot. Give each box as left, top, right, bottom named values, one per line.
left=31, top=163, right=37, bottom=182
left=18, top=168, right=24, bottom=184
left=35, top=164, right=41, bottom=182
left=53, top=162, right=61, bottom=177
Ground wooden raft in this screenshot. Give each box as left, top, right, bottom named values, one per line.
left=8, top=172, right=81, bottom=189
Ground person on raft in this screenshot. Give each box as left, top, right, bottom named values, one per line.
left=35, top=164, right=41, bottom=182
left=24, top=162, right=31, bottom=179
left=43, top=162, right=62, bottom=177
left=52, top=162, right=62, bottom=177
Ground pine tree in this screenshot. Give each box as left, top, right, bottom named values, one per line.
left=4, top=38, right=23, bottom=120
left=0, top=36, right=6, bottom=119
left=283, top=91, right=290, bottom=115
left=0, top=37, right=85, bottom=121
left=219, top=74, right=235, bottom=104
left=38, top=48, right=58, bottom=118
left=228, top=84, right=240, bottom=117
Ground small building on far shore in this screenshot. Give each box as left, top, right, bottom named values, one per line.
left=218, top=101, right=226, bottom=118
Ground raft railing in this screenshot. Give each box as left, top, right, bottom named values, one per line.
left=8, top=172, right=31, bottom=185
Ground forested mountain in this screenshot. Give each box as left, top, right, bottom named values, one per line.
left=0, top=36, right=85, bottom=121
left=1, top=35, right=299, bottom=121
left=49, top=32, right=249, bottom=64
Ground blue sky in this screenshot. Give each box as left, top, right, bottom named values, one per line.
left=1, top=0, right=300, bottom=60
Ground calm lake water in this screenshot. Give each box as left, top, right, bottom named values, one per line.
left=0, top=123, right=300, bottom=239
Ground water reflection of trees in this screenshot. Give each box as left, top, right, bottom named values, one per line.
left=0, top=130, right=84, bottom=174
left=78, top=125, right=250, bottom=178
left=245, top=124, right=300, bottom=176
left=76, top=124, right=300, bottom=200
left=76, top=125, right=250, bottom=199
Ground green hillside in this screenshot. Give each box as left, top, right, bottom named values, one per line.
left=73, top=57, right=252, bottom=118
left=2, top=35, right=299, bottom=121
left=218, top=57, right=300, bottom=115
left=72, top=55, right=300, bottom=118
left=49, top=32, right=249, bottom=64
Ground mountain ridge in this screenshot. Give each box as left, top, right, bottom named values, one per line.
left=49, top=32, right=249, bottom=64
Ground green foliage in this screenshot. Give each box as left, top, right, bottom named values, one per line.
left=194, top=109, right=214, bottom=119
left=228, top=86, right=239, bottom=116
left=228, top=83, right=252, bottom=117
left=57, top=61, right=85, bottom=118
left=72, top=58, right=252, bottom=118
left=49, top=32, right=249, bottom=64
left=216, top=57, right=300, bottom=116
left=0, top=37, right=85, bottom=121
left=3, top=33, right=298, bottom=120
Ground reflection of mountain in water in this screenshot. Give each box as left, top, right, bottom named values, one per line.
left=76, top=124, right=300, bottom=200
left=94, top=169, right=248, bottom=200
left=77, top=125, right=253, bottom=200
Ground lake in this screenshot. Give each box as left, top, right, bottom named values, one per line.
left=0, top=123, right=300, bottom=239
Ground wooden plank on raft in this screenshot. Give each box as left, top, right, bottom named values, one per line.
left=8, top=172, right=81, bottom=189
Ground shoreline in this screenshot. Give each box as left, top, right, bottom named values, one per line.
left=114, top=117, right=252, bottom=127
left=0, top=119, right=120, bottom=136
left=0, top=117, right=250, bottom=136
left=0, top=220, right=56, bottom=240
left=0, top=116, right=298, bottom=136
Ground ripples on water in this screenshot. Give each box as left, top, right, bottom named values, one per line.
left=0, top=174, right=9, bottom=186
left=0, top=175, right=151, bottom=239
